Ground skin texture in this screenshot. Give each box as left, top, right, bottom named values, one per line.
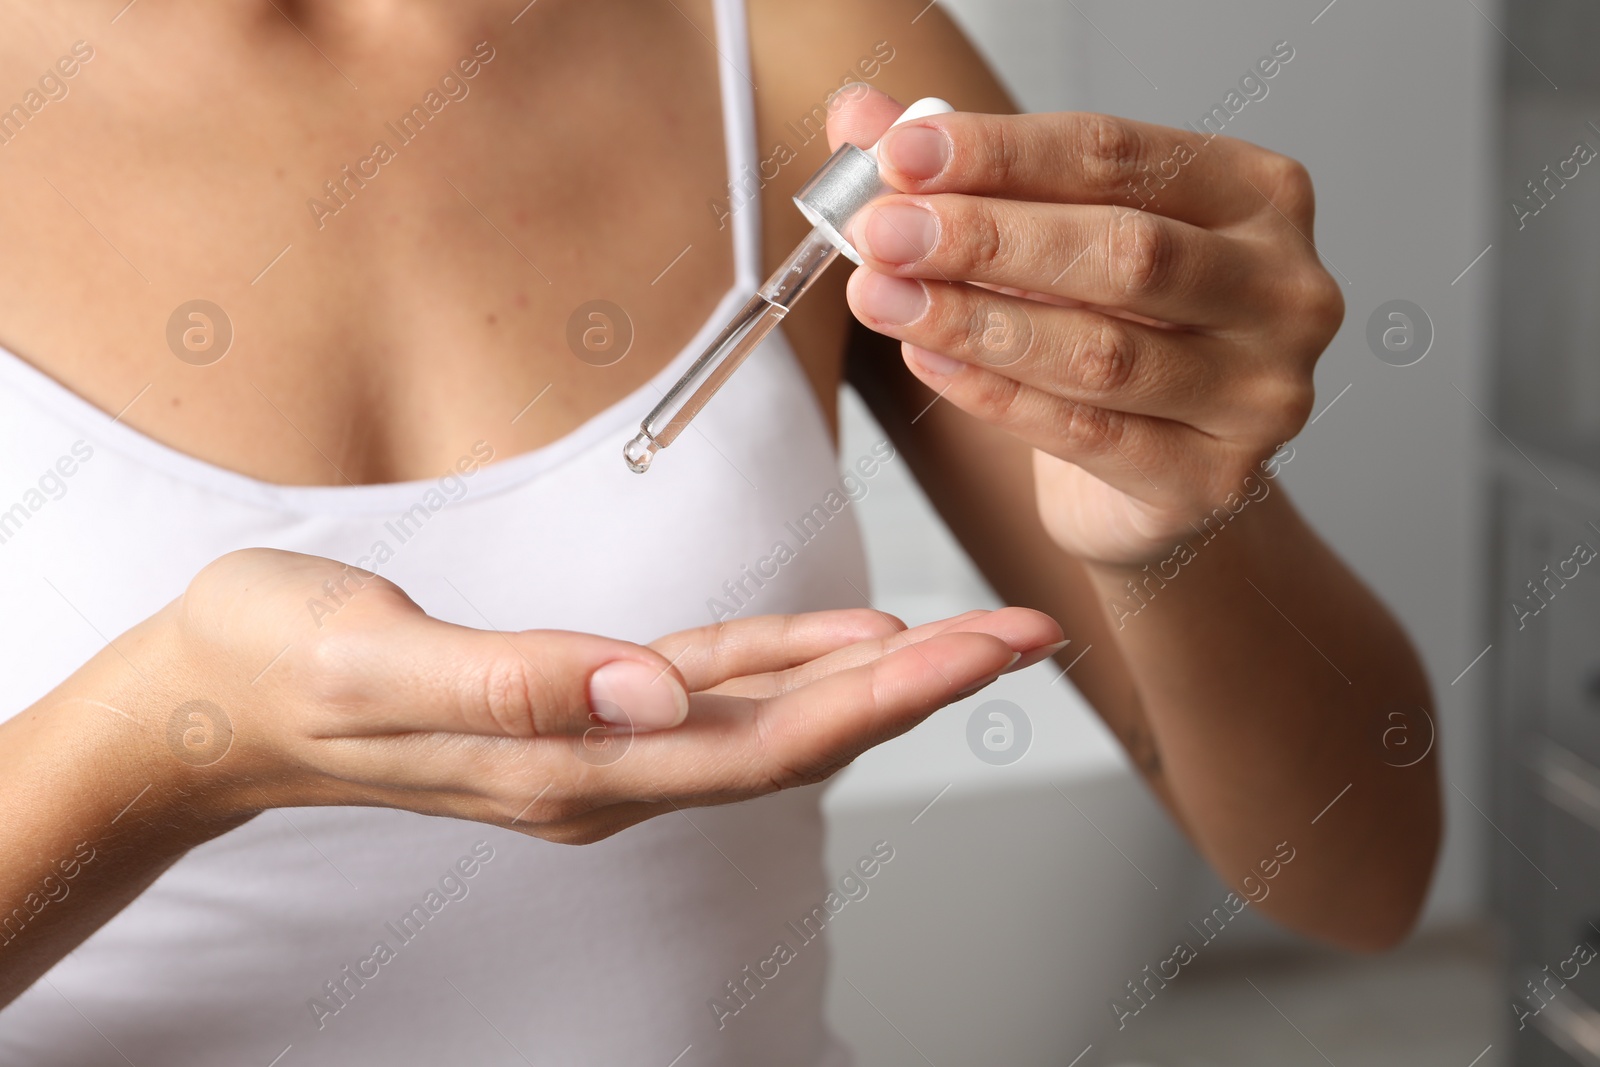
left=749, top=1, right=1438, bottom=951
left=0, top=0, right=1438, bottom=1011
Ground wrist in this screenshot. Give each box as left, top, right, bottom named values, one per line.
left=1037, top=443, right=1299, bottom=569
left=48, top=603, right=259, bottom=839
left=1081, top=487, right=1303, bottom=629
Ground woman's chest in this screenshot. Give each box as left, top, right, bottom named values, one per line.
left=0, top=1, right=847, bottom=486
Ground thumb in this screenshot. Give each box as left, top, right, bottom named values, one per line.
left=825, top=83, right=906, bottom=154
left=346, top=617, right=691, bottom=737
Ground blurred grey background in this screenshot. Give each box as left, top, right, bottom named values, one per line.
left=820, top=0, right=1516, bottom=1064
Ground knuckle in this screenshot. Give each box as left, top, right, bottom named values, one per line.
left=752, top=713, right=853, bottom=794
left=1304, top=271, right=1345, bottom=339
left=1201, top=466, right=1246, bottom=508
left=1058, top=401, right=1127, bottom=455
left=961, top=362, right=1029, bottom=422
left=1265, top=262, right=1342, bottom=354
left=1275, top=376, right=1318, bottom=435
left=1065, top=319, right=1137, bottom=398
left=921, top=293, right=976, bottom=355
left=766, top=752, right=849, bottom=793
left=854, top=608, right=906, bottom=639
left=1260, top=153, right=1315, bottom=216
left=1110, top=211, right=1173, bottom=298
left=705, top=619, right=739, bottom=681
left=1245, top=371, right=1315, bottom=442
left=1075, top=113, right=1140, bottom=194
left=487, top=773, right=587, bottom=829
left=774, top=612, right=802, bottom=654
left=533, top=820, right=612, bottom=846
left=762, top=763, right=808, bottom=793
left=479, top=655, right=540, bottom=737
left=949, top=199, right=1007, bottom=275
left=982, top=118, right=1023, bottom=187
left=531, top=794, right=588, bottom=827
left=298, top=628, right=373, bottom=705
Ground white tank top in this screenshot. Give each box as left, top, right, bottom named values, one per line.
left=0, top=3, right=869, bottom=1062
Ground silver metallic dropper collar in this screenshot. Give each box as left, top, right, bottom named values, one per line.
left=791, top=143, right=886, bottom=267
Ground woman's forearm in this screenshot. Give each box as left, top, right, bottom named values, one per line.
left=850, top=336, right=1438, bottom=949
left=1079, top=488, right=1441, bottom=950
left=0, top=612, right=247, bottom=1007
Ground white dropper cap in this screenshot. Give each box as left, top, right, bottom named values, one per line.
left=868, top=96, right=957, bottom=163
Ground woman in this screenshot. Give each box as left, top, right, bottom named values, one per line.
left=0, top=0, right=1439, bottom=1063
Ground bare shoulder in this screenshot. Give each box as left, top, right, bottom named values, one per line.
left=738, top=0, right=1018, bottom=423
left=741, top=0, right=1021, bottom=231
left=745, top=0, right=1017, bottom=150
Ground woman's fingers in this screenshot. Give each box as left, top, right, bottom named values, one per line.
left=308, top=602, right=1038, bottom=754
left=850, top=196, right=1254, bottom=329
left=827, top=85, right=1299, bottom=227
left=305, top=615, right=691, bottom=739
left=647, top=608, right=908, bottom=692
left=741, top=629, right=1021, bottom=788
left=725, top=605, right=1061, bottom=699
left=345, top=627, right=1025, bottom=811
left=874, top=109, right=1283, bottom=228
left=317, top=619, right=1031, bottom=823
left=307, top=605, right=1015, bottom=749
left=848, top=271, right=1243, bottom=427
left=898, top=346, right=1235, bottom=506
left=823, top=83, right=904, bottom=153
left=825, top=91, right=1254, bottom=326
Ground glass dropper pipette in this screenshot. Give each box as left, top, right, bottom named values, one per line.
left=624, top=97, right=955, bottom=474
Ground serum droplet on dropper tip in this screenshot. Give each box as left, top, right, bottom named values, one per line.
left=623, top=432, right=658, bottom=474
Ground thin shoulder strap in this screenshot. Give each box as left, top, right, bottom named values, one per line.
left=710, top=0, right=763, bottom=291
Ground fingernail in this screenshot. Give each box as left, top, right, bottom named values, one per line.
left=856, top=272, right=928, bottom=326
left=882, top=125, right=951, bottom=181
left=588, top=661, right=689, bottom=731
left=955, top=653, right=1020, bottom=699
left=1006, top=640, right=1070, bottom=673
left=858, top=202, right=940, bottom=265
left=905, top=345, right=964, bottom=377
